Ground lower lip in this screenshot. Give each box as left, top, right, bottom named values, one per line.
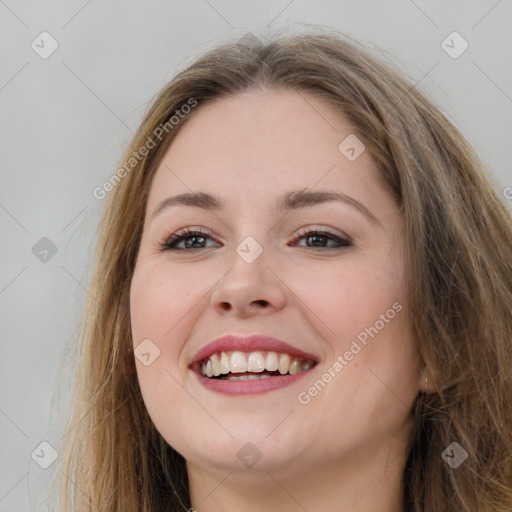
left=194, top=370, right=311, bottom=395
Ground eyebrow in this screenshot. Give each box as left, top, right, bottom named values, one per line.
left=150, top=189, right=380, bottom=225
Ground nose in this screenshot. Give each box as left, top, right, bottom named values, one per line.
left=210, top=242, right=287, bottom=318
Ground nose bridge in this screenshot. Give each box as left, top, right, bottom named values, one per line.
left=235, top=233, right=266, bottom=265
left=225, top=231, right=269, bottom=289
left=210, top=228, right=286, bottom=315
left=227, top=209, right=272, bottom=266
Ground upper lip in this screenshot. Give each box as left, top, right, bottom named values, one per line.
left=190, top=334, right=320, bottom=365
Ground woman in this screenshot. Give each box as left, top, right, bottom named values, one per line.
left=55, top=29, right=512, bottom=511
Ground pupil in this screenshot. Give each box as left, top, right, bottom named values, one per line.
left=185, top=236, right=205, bottom=248
left=308, top=235, right=326, bottom=247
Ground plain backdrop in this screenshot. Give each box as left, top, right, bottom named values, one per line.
left=1, top=1, right=511, bottom=510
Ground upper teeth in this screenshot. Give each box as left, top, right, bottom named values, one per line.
left=200, top=351, right=314, bottom=378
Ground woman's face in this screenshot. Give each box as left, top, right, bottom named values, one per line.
left=130, top=89, right=422, bottom=479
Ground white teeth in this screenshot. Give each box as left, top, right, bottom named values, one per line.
left=226, top=374, right=272, bottom=381
left=211, top=353, right=222, bottom=376
left=200, top=350, right=315, bottom=378
left=247, top=351, right=265, bottom=372
left=278, top=353, right=291, bottom=375
left=265, top=351, right=279, bottom=371
left=289, top=359, right=301, bottom=375
left=220, top=351, right=230, bottom=374
left=205, top=359, right=213, bottom=378
left=230, top=351, right=247, bottom=373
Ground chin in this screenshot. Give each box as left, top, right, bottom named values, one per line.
left=171, top=423, right=308, bottom=473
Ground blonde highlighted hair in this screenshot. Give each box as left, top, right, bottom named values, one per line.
left=54, top=28, right=512, bottom=511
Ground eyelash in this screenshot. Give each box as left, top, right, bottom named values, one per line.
left=161, top=227, right=352, bottom=251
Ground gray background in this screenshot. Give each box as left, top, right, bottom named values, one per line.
left=1, top=1, right=511, bottom=510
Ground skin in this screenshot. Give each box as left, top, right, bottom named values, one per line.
left=130, top=88, right=426, bottom=512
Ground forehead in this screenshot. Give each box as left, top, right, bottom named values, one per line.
left=148, top=89, right=388, bottom=211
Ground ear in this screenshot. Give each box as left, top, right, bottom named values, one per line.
left=419, top=367, right=429, bottom=394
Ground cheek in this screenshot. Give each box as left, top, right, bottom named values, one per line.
left=130, top=262, right=202, bottom=346
left=130, top=264, right=197, bottom=437
left=129, top=263, right=189, bottom=414
left=290, top=255, right=404, bottom=349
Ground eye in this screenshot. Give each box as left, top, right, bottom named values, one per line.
left=291, top=228, right=352, bottom=250
left=161, top=226, right=352, bottom=251
left=162, top=228, right=218, bottom=250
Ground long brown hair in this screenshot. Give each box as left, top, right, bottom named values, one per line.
left=53, top=27, right=512, bottom=511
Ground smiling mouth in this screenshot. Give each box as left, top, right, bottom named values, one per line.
left=200, top=350, right=316, bottom=380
